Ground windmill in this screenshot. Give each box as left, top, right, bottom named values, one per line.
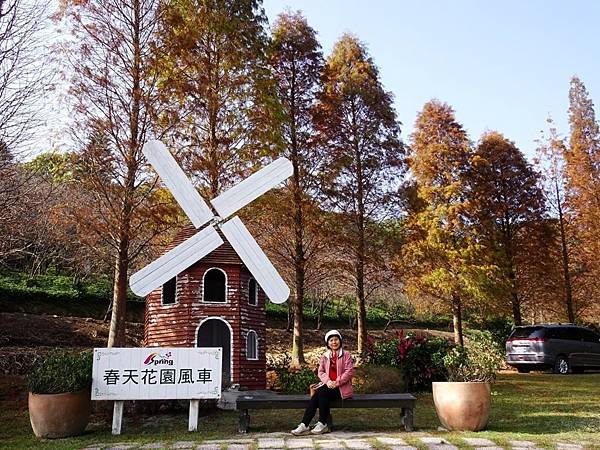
left=129, top=139, right=292, bottom=305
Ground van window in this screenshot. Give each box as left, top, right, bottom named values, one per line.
left=563, top=327, right=584, bottom=341
left=579, top=328, right=600, bottom=343
left=509, top=327, right=546, bottom=339
left=547, top=327, right=572, bottom=340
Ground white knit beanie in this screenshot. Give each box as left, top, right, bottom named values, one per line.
left=324, top=329, right=342, bottom=346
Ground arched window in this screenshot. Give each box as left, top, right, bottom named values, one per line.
left=162, top=277, right=177, bottom=305
left=246, top=330, right=258, bottom=360
left=248, top=278, right=258, bottom=306
left=203, top=268, right=227, bottom=303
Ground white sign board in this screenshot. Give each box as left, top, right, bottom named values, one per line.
left=92, top=348, right=222, bottom=400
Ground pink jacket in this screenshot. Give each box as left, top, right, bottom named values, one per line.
left=318, top=349, right=354, bottom=399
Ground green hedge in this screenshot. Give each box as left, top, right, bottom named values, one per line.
left=0, top=271, right=144, bottom=322
left=1, top=271, right=455, bottom=331
left=266, top=298, right=401, bottom=328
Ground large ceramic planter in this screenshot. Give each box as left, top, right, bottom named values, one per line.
left=432, top=381, right=491, bottom=431
left=28, top=390, right=91, bottom=438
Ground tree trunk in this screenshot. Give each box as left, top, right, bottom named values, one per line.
left=510, top=290, right=522, bottom=326
left=354, top=179, right=367, bottom=352
left=291, top=278, right=305, bottom=365
left=451, top=296, right=464, bottom=346
left=356, top=261, right=367, bottom=353
left=281, top=64, right=309, bottom=365
left=509, top=270, right=522, bottom=326
left=108, top=0, right=139, bottom=348
left=504, top=226, right=522, bottom=326
left=556, top=179, right=575, bottom=323
left=108, top=240, right=129, bottom=347
left=353, top=107, right=367, bottom=355
left=290, top=105, right=306, bottom=365
left=316, top=300, right=324, bottom=330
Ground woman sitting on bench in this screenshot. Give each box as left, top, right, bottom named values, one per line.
left=291, top=329, right=354, bottom=435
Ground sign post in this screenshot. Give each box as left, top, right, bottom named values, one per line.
left=92, top=347, right=222, bottom=434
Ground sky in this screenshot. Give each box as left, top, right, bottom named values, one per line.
left=262, top=0, right=600, bottom=160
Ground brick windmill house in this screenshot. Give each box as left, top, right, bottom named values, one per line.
left=131, top=141, right=291, bottom=391
left=143, top=227, right=267, bottom=389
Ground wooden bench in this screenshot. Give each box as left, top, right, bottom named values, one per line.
left=236, top=393, right=416, bottom=433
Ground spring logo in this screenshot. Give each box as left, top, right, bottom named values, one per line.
left=143, top=351, right=173, bottom=366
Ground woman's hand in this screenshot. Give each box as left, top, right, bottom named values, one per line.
left=326, top=380, right=336, bottom=389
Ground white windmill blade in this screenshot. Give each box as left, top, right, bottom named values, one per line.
left=130, top=226, right=224, bottom=297
left=143, top=140, right=214, bottom=228
left=211, top=157, right=293, bottom=219
left=220, top=216, right=290, bottom=304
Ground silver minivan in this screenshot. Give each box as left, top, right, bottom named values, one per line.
left=505, top=324, right=600, bottom=374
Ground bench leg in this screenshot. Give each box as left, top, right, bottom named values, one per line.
left=401, top=407, right=414, bottom=432
left=326, top=413, right=334, bottom=432
left=239, top=409, right=250, bottom=433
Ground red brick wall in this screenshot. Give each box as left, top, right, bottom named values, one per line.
left=238, top=270, right=267, bottom=390
left=144, top=260, right=266, bottom=389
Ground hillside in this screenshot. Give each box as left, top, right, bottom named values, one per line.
left=0, top=312, right=454, bottom=376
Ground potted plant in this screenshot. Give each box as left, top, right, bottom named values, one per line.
left=27, top=349, right=93, bottom=438
left=432, top=331, right=504, bottom=431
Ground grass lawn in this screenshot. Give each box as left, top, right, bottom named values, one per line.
left=1, top=372, right=599, bottom=449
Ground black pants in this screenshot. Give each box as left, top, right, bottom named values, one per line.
left=302, top=386, right=341, bottom=426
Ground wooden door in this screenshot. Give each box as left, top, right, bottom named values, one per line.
left=197, top=319, right=231, bottom=385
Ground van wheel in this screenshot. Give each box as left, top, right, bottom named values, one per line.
left=517, top=367, right=530, bottom=373
left=553, top=356, right=570, bottom=374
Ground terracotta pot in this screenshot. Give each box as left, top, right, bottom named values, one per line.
left=432, top=381, right=491, bottom=431
left=28, top=390, right=91, bottom=438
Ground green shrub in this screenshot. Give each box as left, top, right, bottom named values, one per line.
left=400, top=334, right=452, bottom=391
left=354, top=365, right=405, bottom=394
left=412, top=313, right=453, bottom=330
left=367, top=338, right=401, bottom=367
left=365, top=331, right=453, bottom=391
left=26, top=349, right=93, bottom=394
left=268, top=353, right=319, bottom=394
left=469, top=316, right=514, bottom=347
left=443, top=330, right=504, bottom=382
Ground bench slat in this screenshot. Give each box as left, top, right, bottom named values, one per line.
left=236, top=393, right=416, bottom=433
left=236, top=393, right=416, bottom=410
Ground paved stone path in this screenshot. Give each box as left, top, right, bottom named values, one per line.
left=82, top=431, right=589, bottom=450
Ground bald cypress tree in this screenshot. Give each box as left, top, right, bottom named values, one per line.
left=269, top=11, right=323, bottom=365
left=404, top=100, right=476, bottom=346
left=536, top=118, right=576, bottom=322
left=155, top=0, right=276, bottom=197
left=61, top=0, right=162, bottom=346
left=565, top=76, right=600, bottom=310
left=468, top=132, right=546, bottom=325
left=315, top=34, right=404, bottom=354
